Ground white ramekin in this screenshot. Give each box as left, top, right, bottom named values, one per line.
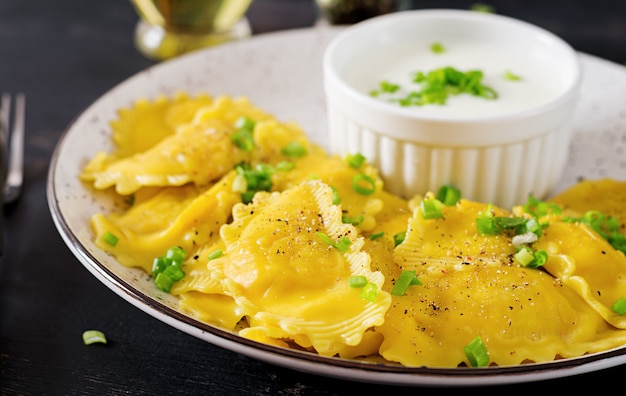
left=323, top=9, right=581, bottom=208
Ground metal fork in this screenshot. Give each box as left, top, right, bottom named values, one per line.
left=1, top=92, right=25, bottom=204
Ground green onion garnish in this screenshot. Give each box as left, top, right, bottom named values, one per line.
left=331, top=186, right=342, bottom=205
left=231, top=116, right=256, bottom=151
left=420, top=199, right=444, bottom=219
left=345, top=153, right=366, bottom=169
left=275, top=160, right=296, bottom=172
left=436, top=184, right=461, bottom=206
left=464, top=336, right=490, bottom=367
left=360, top=282, right=378, bottom=302
left=514, top=246, right=548, bottom=268
left=316, top=231, right=336, bottom=247
left=504, top=70, right=522, bottom=81
left=82, top=330, right=107, bottom=345
left=152, top=246, right=187, bottom=293
left=352, top=173, right=376, bottom=195
left=335, top=236, right=352, bottom=252
left=103, top=231, right=119, bottom=247
left=316, top=232, right=352, bottom=252
left=369, top=231, right=385, bottom=240
left=342, top=214, right=364, bottom=226
left=393, top=231, right=406, bottom=247
left=348, top=275, right=368, bottom=288
left=391, top=270, right=422, bottom=296
left=281, top=141, right=307, bottom=157
left=430, top=42, right=446, bottom=54
left=612, top=297, right=626, bottom=315
left=470, top=2, right=494, bottom=13
left=522, top=196, right=562, bottom=217
left=235, top=163, right=274, bottom=204
left=208, top=250, right=223, bottom=260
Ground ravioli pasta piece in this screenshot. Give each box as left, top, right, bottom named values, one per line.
left=535, top=218, right=626, bottom=328
left=111, top=92, right=215, bottom=158
left=207, top=180, right=391, bottom=356
left=549, top=178, right=626, bottom=226
left=91, top=172, right=239, bottom=272
left=83, top=118, right=250, bottom=194
left=377, top=197, right=626, bottom=367
left=376, top=260, right=622, bottom=367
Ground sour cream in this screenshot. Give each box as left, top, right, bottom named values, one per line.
left=352, top=40, right=566, bottom=119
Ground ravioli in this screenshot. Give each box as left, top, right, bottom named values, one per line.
left=210, top=180, right=391, bottom=356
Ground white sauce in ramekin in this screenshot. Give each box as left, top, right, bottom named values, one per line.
left=356, top=41, right=565, bottom=118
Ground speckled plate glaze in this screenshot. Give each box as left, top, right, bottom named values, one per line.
left=47, top=26, right=626, bottom=387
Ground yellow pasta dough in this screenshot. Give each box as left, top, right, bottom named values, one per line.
left=81, top=93, right=626, bottom=368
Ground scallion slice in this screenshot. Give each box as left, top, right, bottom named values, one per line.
left=352, top=173, right=376, bottom=195
left=420, top=199, right=444, bottom=219
left=345, top=153, right=366, bottom=169
left=393, top=231, right=406, bottom=247
left=281, top=141, right=307, bottom=157
left=391, top=270, right=422, bottom=296
left=612, top=297, right=626, bottom=315
left=103, top=231, right=119, bottom=247
left=464, top=336, right=489, bottom=367
left=369, top=231, right=385, bottom=240
left=360, top=282, right=378, bottom=302
left=208, top=250, right=223, bottom=260
left=436, top=185, right=461, bottom=206
left=348, top=275, right=368, bottom=288
left=82, top=330, right=107, bottom=345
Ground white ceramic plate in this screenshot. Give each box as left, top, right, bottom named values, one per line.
left=47, top=26, right=626, bottom=387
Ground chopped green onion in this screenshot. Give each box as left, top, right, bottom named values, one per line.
left=152, top=246, right=187, bottom=293
left=281, top=141, right=307, bottom=157
left=391, top=270, right=422, bottom=296
left=275, top=161, right=296, bottom=172
left=234, top=116, right=256, bottom=131
left=360, top=282, right=378, bottom=302
left=464, top=336, right=490, bottom=367
left=504, top=70, right=522, bottom=81
left=208, top=250, right=223, bottom=260
left=430, top=42, right=446, bottom=54
left=155, top=272, right=175, bottom=292
left=82, top=330, right=107, bottom=345
left=612, top=297, right=626, bottom=315
left=420, top=199, right=444, bottom=219
left=436, top=185, right=461, bottom=206
left=345, top=153, right=366, bottom=169
left=370, top=80, right=400, bottom=96
left=231, top=125, right=255, bottom=151
left=393, top=231, right=406, bottom=247
left=342, top=214, right=364, bottom=226
left=103, top=231, right=119, bottom=247
left=523, top=196, right=562, bottom=217
left=380, top=66, right=499, bottom=107
left=335, top=236, right=352, bottom=252
left=352, top=173, right=376, bottom=195
left=235, top=163, right=274, bottom=204
left=331, top=186, right=341, bottom=205
left=514, top=246, right=547, bottom=268
left=470, top=2, right=494, bottom=13
left=369, top=231, right=385, bottom=240
left=348, top=275, right=368, bottom=288
left=316, top=231, right=336, bottom=247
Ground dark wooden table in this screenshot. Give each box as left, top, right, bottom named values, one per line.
left=1, top=0, right=625, bottom=394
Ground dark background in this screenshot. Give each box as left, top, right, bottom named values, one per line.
left=1, top=0, right=625, bottom=394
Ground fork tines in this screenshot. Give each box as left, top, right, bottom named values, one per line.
left=1, top=92, right=25, bottom=204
